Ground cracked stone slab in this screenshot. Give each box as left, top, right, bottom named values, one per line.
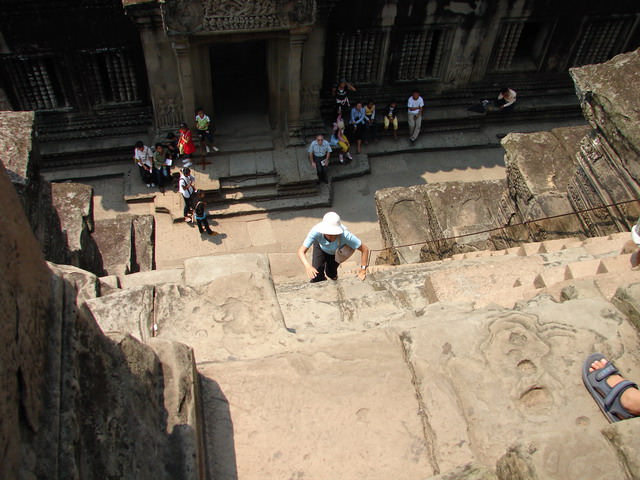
left=84, top=285, right=154, bottom=342
left=601, top=417, right=640, bottom=479
left=154, top=271, right=287, bottom=362
left=611, top=281, right=640, bottom=333
left=276, top=279, right=417, bottom=335
left=198, top=327, right=435, bottom=480
left=118, top=268, right=183, bottom=289
left=401, top=295, right=640, bottom=478
left=132, top=214, right=155, bottom=272
left=183, top=253, right=270, bottom=286
left=50, top=182, right=94, bottom=253
left=93, top=215, right=133, bottom=276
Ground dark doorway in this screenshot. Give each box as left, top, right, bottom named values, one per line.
left=210, top=40, right=268, bottom=114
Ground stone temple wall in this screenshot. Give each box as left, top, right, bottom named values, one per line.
left=376, top=49, right=640, bottom=264
left=2, top=110, right=156, bottom=276
left=0, top=158, right=204, bottom=478
left=0, top=111, right=203, bottom=479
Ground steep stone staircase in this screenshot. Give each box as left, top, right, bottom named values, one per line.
left=275, top=231, right=639, bottom=331
left=79, top=231, right=640, bottom=480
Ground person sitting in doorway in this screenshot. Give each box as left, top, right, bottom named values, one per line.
left=194, top=107, right=219, bottom=154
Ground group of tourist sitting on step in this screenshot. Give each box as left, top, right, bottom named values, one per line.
left=309, top=79, right=517, bottom=183
left=133, top=107, right=219, bottom=190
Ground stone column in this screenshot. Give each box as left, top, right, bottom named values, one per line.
left=300, top=25, right=325, bottom=126
left=287, top=29, right=309, bottom=143
left=172, top=36, right=196, bottom=124
left=124, top=2, right=183, bottom=134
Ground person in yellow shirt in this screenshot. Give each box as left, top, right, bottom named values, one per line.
left=194, top=108, right=220, bottom=154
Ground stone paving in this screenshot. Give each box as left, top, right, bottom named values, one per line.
left=43, top=116, right=586, bottom=282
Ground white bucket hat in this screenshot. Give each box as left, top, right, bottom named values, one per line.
left=316, top=212, right=344, bottom=235
left=632, top=221, right=640, bottom=246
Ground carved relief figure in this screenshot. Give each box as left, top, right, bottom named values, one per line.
left=161, top=0, right=204, bottom=33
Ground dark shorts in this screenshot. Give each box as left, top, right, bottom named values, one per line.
left=196, top=129, right=213, bottom=142
left=310, top=242, right=338, bottom=282
left=350, top=124, right=364, bottom=140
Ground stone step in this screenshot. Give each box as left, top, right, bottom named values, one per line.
left=582, top=234, right=629, bottom=256
left=156, top=183, right=332, bottom=221
left=599, top=254, right=634, bottom=273
left=565, top=258, right=608, bottom=279
left=219, top=174, right=279, bottom=190
left=92, top=248, right=640, bottom=480
left=207, top=184, right=331, bottom=218
left=539, top=237, right=584, bottom=253
left=275, top=246, right=640, bottom=333
left=447, top=231, right=631, bottom=264
left=208, top=184, right=320, bottom=205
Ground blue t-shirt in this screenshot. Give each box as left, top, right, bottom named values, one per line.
left=303, top=224, right=361, bottom=254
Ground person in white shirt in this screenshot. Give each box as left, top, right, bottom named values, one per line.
left=178, top=167, right=196, bottom=222
left=407, top=90, right=424, bottom=143
left=133, top=140, right=155, bottom=187
left=497, top=87, right=517, bottom=111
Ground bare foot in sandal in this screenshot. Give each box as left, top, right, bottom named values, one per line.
left=589, top=358, right=640, bottom=416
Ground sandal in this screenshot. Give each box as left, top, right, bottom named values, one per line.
left=582, top=353, right=638, bottom=423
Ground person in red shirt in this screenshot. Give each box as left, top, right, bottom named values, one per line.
left=178, top=123, right=196, bottom=167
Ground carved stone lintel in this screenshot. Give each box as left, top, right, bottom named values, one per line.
left=161, top=0, right=315, bottom=34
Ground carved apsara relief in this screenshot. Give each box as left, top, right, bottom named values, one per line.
left=200, top=0, right=314, bottom=32
left=155, top=94, right=183, bottom=129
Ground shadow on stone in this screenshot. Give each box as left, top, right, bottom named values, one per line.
left=199, top=375, right=238, bottom=480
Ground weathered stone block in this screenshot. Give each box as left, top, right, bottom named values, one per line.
left=154, top=271, right=286, bottom=362
left=93, top=215, right=134, bottom=276
left=376, top=184, right=446, bottom=264
left=0, top=160, right=51, bottom=480
left=183, top=252, right=270, bottom=286
left=119, top=268, right=183, bottom=289
left=132, top=214, right=155, bottom=272
left=571, top=49, right=640, bottom=183
left=0, top=111, right=36, bottom=186
left=601, top=417, right=640, bottom=479
left=376, top=181, right=506, bottom=264
left=47, top=262, right=100, bottom=304
left=99, top=275, right=120, bottom=295
left=611, top=282, right=640, bottom=333
left=50, top=182, right=102, bottom=273
left=502, top=129, right=586, bottom=239
left=147, top=338, right=206, bottom=480
left=85, top=285, right=155, bottom=342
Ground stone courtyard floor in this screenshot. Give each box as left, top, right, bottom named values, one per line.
left=57, top=117, right=587, bottom=282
